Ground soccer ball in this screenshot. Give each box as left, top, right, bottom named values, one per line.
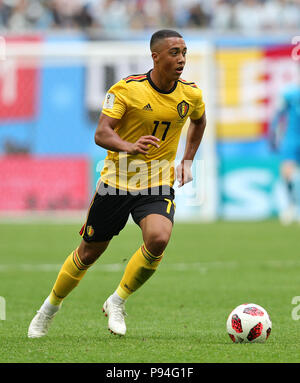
left=226, top=303, right=272, bottom=343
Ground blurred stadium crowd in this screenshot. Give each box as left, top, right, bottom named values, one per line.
left=0, top=0, right=299, bottom=32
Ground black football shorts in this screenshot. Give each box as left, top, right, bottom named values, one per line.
left=80, top=182, right=176, bottom=242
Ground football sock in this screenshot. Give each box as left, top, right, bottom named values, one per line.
left=116, top=244, right=163, bottom=300
left=40, top=296, right=61, bottom=316
left=48, top=248, right=92, bottom=306
left=286, top=180, right=296, bottom=204
left=110, top=291, right=125, bottom=305
left=292, top=169, right=300, bottom=206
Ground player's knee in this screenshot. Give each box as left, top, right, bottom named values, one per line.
left=78, top=240, right=109, bottom=265
left=145, top=230, right=170, bottom=255
left=78, top=247, right=100, bottom=265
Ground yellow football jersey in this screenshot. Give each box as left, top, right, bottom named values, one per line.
left=100, top=70, right=205, bottom=191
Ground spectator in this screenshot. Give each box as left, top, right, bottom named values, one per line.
left=6, top=0, right=28, bottom=30
left=0, top=0, right=14, bottom=28
left=51, top=0, right=83, bottom=28
left=212, top=0, right=235, bottom=30
left=0, top=0, right=300, bottom=32
left=280, top=0, right=300, bottom=29
left=234, top=0, right=264, bottom=32
left=261, top=0, right=300, bottom=30
left=26, top=0, right=53, bottom=29
left=88, top=0, right=130, bottom=32
left=188, top=3, right=210, bottom=28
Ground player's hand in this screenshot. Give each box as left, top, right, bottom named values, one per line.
left=176, top=160, right=193, bottom=188
left=126, top=135, right=160, bottom=155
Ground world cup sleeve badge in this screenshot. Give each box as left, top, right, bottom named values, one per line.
left=177, top=100, right=189, bottom=118
left=103, top=93, right=115, bottom=109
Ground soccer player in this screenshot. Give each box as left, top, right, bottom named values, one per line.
left=269, top=77, right=300, bottom=224
left=28, top=29, right=206, bottom=338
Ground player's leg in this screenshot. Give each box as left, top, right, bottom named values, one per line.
left=47, top=239, right=110, bottom=307
left=281, top=160, right=296, bottom=200
left=103, top=195, right=175, bottom=336
left=28, top=239, right=109, bottom=338
left=103, top=214, right=173, bottom=336
left=117, top=213, right=172, bottom=297
left=28, top=183, right=131, bottom=338
left=280, top=160, right=298, bottom=224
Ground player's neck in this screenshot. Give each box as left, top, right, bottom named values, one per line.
left=150, top=69, right=176, bottom=93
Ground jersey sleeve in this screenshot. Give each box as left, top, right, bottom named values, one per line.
left=101, top=80, right=127, bottom=119
left=189, top=89, right=205, bottom=120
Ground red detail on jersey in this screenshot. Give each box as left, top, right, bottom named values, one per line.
left=247, top=322, right=263, bottom=341
left=79, top=224, right=85, bottom=236
left=178, top=79, right=197, bottom=88
left=232, top=314, right=243, bottom=333
left=124, top=74, right=147, bottom=81
left=266, top=327, right=271, bottom=340
left=228, top=334, right=236, bottom=343
left=243, top=307, right=264, bottom=316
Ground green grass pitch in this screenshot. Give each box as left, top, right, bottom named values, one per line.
left=0, top=220, right=300, bottom=363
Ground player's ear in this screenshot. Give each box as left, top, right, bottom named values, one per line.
left=152, top=51, right=159, bottom=64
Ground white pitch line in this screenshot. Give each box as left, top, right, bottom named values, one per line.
left=0, top=263, right=123, bottom=272
left=0, top=262, right=227, bottom=273
left=1, top=260, right=300, bottom=273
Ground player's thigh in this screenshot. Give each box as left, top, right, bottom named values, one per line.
left=79, top=184, right=133, bottom=246
left=131, top=189, right=176, bottom=227
left=139, top=214, right=173, bottom=255
left=131, top=191, right=175, bottom=254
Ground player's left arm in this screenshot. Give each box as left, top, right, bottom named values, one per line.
left=269, top=94, right=288, bottom=151
left=176, top=112, right=206, bottom=187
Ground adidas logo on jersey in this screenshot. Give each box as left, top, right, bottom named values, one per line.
left=143, top=103, right=153, bottom=111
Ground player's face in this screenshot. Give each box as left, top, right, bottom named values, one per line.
left=152, top=37, right=187, bottom=81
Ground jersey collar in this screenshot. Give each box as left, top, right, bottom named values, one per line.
left=147, top=70, right=178, bottom=94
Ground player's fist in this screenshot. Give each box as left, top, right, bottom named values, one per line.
left=176, top=160, right=193, bottom=187
left=127, top=135, right=160, bottom=155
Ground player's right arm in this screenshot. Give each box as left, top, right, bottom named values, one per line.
left=269, top=92, right=288, bottom=151
left=268, top=88, right=290, bottom=151
left=94, top=113, right=160, bottom=155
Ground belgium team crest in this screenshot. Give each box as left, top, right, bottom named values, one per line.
left=177, top=100, right=189, bottom=118
left=86, top=225, right=94, bottom=237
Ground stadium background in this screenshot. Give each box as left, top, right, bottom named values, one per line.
left=0, top=0, right=299, bottom=222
